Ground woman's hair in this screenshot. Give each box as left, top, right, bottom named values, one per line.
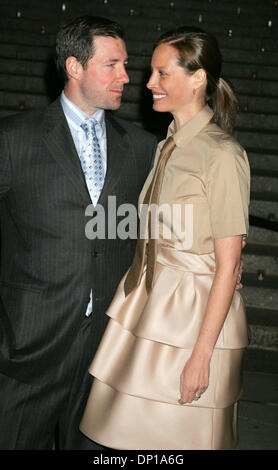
left=154, top=27, right=239, bottom=133
left=55, top=16, right=124, bottom=82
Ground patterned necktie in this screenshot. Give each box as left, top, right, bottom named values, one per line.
left=80, top=118, right=104, bottom=206
left=124, top=136, right=176, bottom=296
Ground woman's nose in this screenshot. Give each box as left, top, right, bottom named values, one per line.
left=146, top=73, right=156, bottom=89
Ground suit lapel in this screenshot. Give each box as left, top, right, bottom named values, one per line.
left=43, top=102, right=131, bottom=207
left=42, top=99, right=91, bottom=205
left=98, top=113, right=131, bottom=206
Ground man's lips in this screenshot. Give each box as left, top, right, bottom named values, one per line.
left=110, top=89, right=123, bottom=95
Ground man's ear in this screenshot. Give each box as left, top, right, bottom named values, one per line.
left=65, top=56, right=83, bottom=80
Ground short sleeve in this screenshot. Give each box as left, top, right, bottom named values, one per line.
left=207, top=141, right=250, bottom=239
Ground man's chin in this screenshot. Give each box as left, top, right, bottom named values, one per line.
left=107, top=101, right=122, bottom=111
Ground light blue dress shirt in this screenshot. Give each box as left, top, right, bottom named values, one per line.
left=60, top=91, right=107, bottom=316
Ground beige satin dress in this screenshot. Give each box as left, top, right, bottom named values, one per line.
left=80, top=106, right=250, bottom=450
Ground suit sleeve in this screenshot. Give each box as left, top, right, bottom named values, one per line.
left=0, top=130, right=12, bottom=199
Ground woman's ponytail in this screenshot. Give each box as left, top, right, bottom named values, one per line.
left=210, top=77, right=240, bottom=133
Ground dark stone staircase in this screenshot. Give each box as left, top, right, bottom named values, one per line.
left=1, top=0, right=278, bottom=374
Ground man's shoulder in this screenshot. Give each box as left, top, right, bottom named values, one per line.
left=0, top=100, right=61, bottom=134
left=0, top=109, right=39, bottom=131
left=107, top=113, right=157, bottom=144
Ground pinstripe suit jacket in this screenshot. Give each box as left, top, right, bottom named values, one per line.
left=0, top=99, right=157, bottom=384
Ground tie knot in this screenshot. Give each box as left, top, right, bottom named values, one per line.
left=161, top=136, right=176, bottom=155
left=80, top=118, right=97, bottom=138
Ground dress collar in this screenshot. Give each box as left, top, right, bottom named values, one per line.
left=167, top=105, right=214, bottom=148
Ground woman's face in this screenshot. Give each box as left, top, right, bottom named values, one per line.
left=147, top=43, right=201, bottom=125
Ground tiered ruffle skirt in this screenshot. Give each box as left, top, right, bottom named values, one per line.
left=80, top=246, right=249, bottom=450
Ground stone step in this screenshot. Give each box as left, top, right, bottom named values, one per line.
left=1, top=8, right=278, bottom=43
left=249, top=324, right=278, bottom=351
left=0, top=17, right=60, bottom=35
left=142, top=5, right=278, bottom=29
left=241, top=285, right=278, bottom=313
left=243, top=253, right=278, bottom=273
left=1, top=72, right=277, bottom=107
left=248, top=152, right=278, bottom=172
left=129, top=42, right=278, bottom=65
left=125, top=27, right=278, bottom=53
left=249, top=216, right=278, bottom=238
left=2, top=59, right=278, bottom=106
left=251, top=192, right=278, bottom=203
left=0, top=90, right=50, bottom=110
left=128, top=56, right=278, bottom=81
left=231, top=78, right=278, bottom=99
left=242, top=270, right=278, bottom=289
left=1, top=23, right=278, bottom=53
left=0, top=57, right=47, bottom=76
left=2, top=88, right=278, bottom=137
left=236, top=114, right=278, bottom=133
left=127, top=68, right=278, bottom=90
left=3, top=0, right=277, bottom=13
left=1, top=0, right=277, bottom=28
left=251, top=176, right=278, bottom=193
left=246, top=306, right=278, bottom=328
left=1, top=54, right=277, bottom=86
left=234, top=129, right=278, bottom=152
left=249, top=200, right=278, bottom=225
left=244, top=240, right=278, bottom=257
left=0, top=29, right=56, bottom=47
left=0, top=73, right=50, bottom=94
left=0, top=43, right=54, bottom=61
left=0, top=35, right=276, bottom=65
left=1, top=1, right=278, bottom=38
left=224, top=47, right=278, bottom=67
left=252, top=168, right=278, bottom=178
left=248, top=225, right=278, bottom=243
left=88, top=18, right=278, bottom=42
left=222, top=63, right=278, bottom=81
left=244, top=347, right=278, bottom=374
left=2, top=43, right=277, bottom=82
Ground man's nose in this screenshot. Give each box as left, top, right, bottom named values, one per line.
left=119, top=66, right=130, bottom=84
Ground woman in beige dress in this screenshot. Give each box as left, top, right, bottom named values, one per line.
left=80, top=28, right=250, bottom=450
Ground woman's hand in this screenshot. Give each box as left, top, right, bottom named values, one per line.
left=178, top=354, right=210, bottom=404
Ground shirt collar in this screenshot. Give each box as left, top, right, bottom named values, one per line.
left=167, top=105, right=214, bottom=148
left=60, top=90, right=105, bottom=136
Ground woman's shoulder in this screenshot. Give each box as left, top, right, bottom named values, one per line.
left=200, top=122, right=247, bottom=164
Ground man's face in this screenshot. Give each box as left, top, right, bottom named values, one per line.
left=68, top=36, right=130, bottom=115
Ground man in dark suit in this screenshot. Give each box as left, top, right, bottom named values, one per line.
left=0, top=16, right=157, bottom=449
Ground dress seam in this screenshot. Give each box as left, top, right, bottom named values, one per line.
left=211, top=407, right=215, bottom=450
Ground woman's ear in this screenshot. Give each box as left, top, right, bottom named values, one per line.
left=65, top=56, right=83, bottom=80
left=193, top=68, right=207, bottom=90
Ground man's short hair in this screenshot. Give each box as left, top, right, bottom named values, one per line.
left=55, top=16, right=125, bottom=81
